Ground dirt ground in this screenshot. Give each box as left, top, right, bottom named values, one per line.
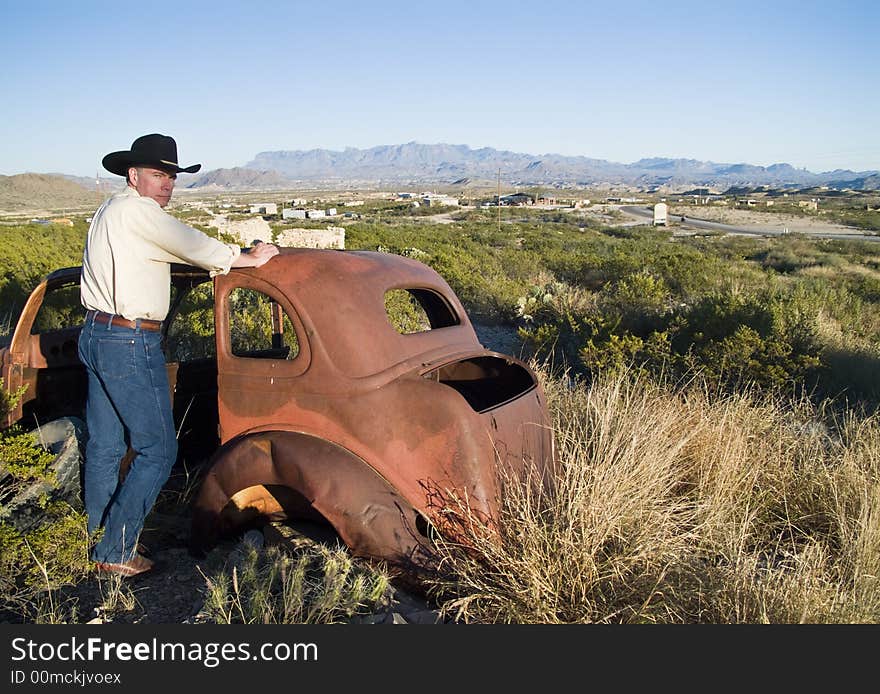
left=663, top=204, right=858, bottom=235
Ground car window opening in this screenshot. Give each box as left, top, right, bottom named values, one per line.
left=229, top=287, right=299, bottom=361
left=385, top=288, right=459, bottom=335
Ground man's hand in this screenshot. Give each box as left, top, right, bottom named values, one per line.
left=249, top=240, right=280, bottom=266
left=233, top=240, right=280, bottom=268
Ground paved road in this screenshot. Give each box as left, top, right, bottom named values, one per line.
left=619, top=205, right=879, bottom=243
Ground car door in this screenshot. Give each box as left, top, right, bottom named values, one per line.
left=213, top=271, right=311, bottom=444
left=0, top=267, right=85, bottom=429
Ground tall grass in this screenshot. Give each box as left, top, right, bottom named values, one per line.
left=424, top=364, right=880, bottom=623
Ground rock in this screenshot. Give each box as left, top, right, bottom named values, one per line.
left=0, top=416, right=86, bottom=533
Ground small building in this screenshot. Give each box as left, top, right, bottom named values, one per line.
left=250, top=203, right=277, bottom=215
left=275, top=226, right=345, bottom=250
left=421, top=194, right=460, bottom=207
left=282, top=208, right=307, bottom=220
left=306, top=209, right=326, bottom=219
left=500, top=193, right=534, bottom=206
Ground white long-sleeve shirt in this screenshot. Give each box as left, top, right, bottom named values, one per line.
left=81, top=186, right=241, bottom=321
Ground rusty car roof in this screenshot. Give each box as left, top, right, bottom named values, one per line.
left=219, top=248, right=483, bottom=379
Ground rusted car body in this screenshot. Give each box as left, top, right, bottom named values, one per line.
left=1, top=248, right=553, bottom=574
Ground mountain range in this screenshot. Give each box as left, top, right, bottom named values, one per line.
left=175, top=142, right=879, bottom=192
left=4, top=144, right=878, bottom=209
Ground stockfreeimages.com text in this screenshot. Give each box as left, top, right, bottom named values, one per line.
left=10, top=637, right=317, bottom=669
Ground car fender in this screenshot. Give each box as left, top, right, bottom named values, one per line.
left=190, top=430, right=436, bottom=571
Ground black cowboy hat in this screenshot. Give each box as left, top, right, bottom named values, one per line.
left=102, top=133, right=202, bottom=177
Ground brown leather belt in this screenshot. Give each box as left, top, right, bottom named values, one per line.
left=88, top=310, right=163, bottom=332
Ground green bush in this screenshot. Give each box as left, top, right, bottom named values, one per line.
left=0, top=379, right=91, bottom=614
left=0, top=223, right=86, bottom=320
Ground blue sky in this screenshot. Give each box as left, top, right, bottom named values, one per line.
left=2, top=0, right=878, bottom=177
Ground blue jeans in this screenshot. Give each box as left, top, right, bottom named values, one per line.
left=77, top=313, right=177, bottom=563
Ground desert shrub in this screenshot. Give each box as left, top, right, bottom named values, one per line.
left=0, top=379, right=91, bottom=618
left=670, top=286, right=823, bottom=391
left=0, top=223, right=86, bottom=317
left=579, top=330, right=676, bottom=377
left=599, top=224, right=669, bottom=241
left=0, top=377, right=26, bottom=423
left=0, top=499, right=89, bottom=594
left=597, top=270, right=673, bottom=335
left=521, top=279, right=827, bottom=394
left=516, top=277, right=600, bottom=371
left=827, top=209, right=880, bottom=231
left=761, top=247, right=815, bottom=273
left=165, top=283, right=216, bottom=361
left=429, top=246, right=525, bottom=323
left=798, top=279, right=880, bottom=343
left=846, top=274, right=880, bottom=304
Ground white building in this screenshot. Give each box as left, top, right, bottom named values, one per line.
left=275, top=226, right=345, bottom=249
left=250, top=203, right=277, bottom=215
left=421, top=194, right=460, bottom=207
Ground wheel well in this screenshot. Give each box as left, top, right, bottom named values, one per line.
left=190, top=431, right=438, bottom=571
left=221, top=483, right=333, bottom=533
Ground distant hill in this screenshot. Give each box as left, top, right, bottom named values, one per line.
left=0, top=173, right=105, bottom=212
left=826, top=173, right=880, bottom=191
left=228, top=142, right=879, bottom=191
left=183, top=167, right=294, bottom=191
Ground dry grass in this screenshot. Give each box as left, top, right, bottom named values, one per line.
left=424, top=364, right=880, bottom=623
left=200, top=542, right=393, bottom=624
left=4, top=363, right=879, bottom=624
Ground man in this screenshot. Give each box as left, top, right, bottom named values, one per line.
left=79, top=133, right=279, bottom=577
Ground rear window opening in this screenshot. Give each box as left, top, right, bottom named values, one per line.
left=423, top=355, right=536, bottom=412
left=385, top=288, right=459, bottom=334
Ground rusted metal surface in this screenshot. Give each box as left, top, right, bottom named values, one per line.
left=1, top=267, right=83, bottom=427
left=1, top=248, right=554, bottom=577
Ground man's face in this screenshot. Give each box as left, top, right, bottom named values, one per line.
left=129, top=166, right=176, bottom=207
